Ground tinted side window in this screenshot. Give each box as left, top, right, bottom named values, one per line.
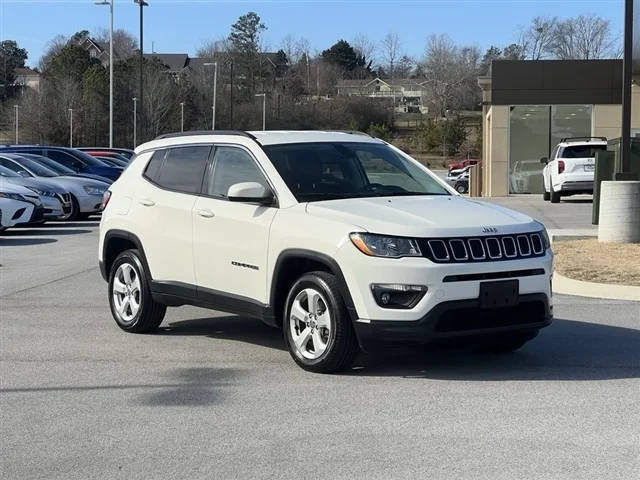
left=207, top=147, right=268, bottom=198
left=143, top=150, right=166, bottom=183
left=156, top=146, right=211, bottom=194
left=46, top=150, right=84, bottom=170
left=0, top=158, right=21, bottom=173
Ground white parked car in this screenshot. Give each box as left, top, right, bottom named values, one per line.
left=0, top=181, right=41, bottom=230
left=0, top=153, right=108, bottom=220
left=541, top=137, right=607, bottom=203
left=99, top=131, right=553, bottom=373
left=0, top=165, right=69, bottom=220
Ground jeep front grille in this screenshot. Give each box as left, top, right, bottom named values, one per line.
left=418, top=232, right=547, bottom=263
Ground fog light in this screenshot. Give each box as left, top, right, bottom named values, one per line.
left=371, top=284, right=427, bottom=309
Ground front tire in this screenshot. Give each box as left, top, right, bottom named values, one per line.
left=108, top=249, right=166, bottom=333
left=283, top=271, right=359, bottom=373
left=66, top=194, right=80, bottom=221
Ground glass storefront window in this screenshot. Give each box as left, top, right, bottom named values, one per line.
left=509, top=106, right=549, bottom=194
left=509, top=105, right=592, bottom=194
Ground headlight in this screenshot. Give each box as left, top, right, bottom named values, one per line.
left=0, top=192, right=26, bottom=201
left=25, top=187, right=55, bottom=197
left=350, top=233, right=421, bottom=258
left=540, top=228, right=551, bottom=250
left=83, top=185, right=106, bottom=195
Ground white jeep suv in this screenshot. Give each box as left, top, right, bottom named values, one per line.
left=542, top=137, right=607, bottom=203
left=99, top=131, right=553, bottom=372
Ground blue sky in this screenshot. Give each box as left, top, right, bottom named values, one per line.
left=1, top=0, right=623, bottom=67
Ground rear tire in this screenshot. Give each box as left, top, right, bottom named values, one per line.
left=550, top=189, right=561, bottom=203
left=542, top=187, right=550, bottom=201
left=283, top=271, right=359, bottom=373
left=108, top=249, right=166, bottom=333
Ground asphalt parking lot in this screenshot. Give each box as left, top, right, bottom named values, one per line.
left=1, top=201, right=638, bottom=480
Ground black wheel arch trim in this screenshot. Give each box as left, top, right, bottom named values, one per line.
left=270, top=248, right=359, bottom=324
left=101, top=229, right=152, bottom=282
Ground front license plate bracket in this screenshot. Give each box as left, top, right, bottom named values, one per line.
left=479, top=280, right=519, bottom=309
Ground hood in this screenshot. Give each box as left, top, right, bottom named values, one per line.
left=2, top=177, right=68, bottom=195
left=305, top=195, right=541, bottom=237
left=51, top=176, right=110, bottom=189
left=69, top=173, right=113, bottom=184
left=0, top=178, right=37, bottom=196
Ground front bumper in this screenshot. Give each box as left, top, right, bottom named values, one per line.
left=77, top=194, right=104, bottom=213
left=353, top=293, right=552, bottom=352
left=40, top=196, right=64, bottom=219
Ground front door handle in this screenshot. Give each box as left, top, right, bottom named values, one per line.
left=196, top=208, right=215, bottom=218
left=139, top=198, right=155, bottom=207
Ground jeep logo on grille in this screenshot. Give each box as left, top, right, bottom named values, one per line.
left=482, top=227, right=498, bottom=233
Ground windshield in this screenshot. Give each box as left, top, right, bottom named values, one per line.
left=13, top=157, right=58, bottom=177
left=0, top=165, right=20, bottom=177
left=263, top=142, right=449, bottom=202
left=24, top=155, right=76, bottom=175
left=561, top=145, right=606, bottom=158
left=67, top=149, right=111, bottom=167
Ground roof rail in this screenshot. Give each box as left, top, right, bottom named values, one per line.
left=154, top=130, right=258, bottom=141
left=560, top=136, right=607, bottom=143
left=324, top=130, right=372, bottom=137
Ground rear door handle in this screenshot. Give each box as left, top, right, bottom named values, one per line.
left=139, top=198, right=155, bottom=207
left=196, top=208, right=215, bottom=218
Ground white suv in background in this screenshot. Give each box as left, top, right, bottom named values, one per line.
left=99, top=131, right=553, bottom=373
left=541, top=137, right=607, bottom=203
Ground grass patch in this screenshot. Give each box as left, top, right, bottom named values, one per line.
left=553, top=238, right=640, bottom=286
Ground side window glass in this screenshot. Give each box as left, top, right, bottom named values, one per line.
left=156, top=146, right=211, bottom=194
left=208, top=147, right=268, bottom=198
left=47, top=150, right=82, bottom=170
left=0, top=159, right=20, bottom=173
left=143, top=150, right=166, bottom=183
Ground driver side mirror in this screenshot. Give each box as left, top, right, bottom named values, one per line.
left=227, top=182, right=275, bottom=206
left=540, top=157, right=548, bottom=164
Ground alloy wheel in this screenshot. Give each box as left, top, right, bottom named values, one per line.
left=112, top=263, right=141, bottom=324
left=289, top=288, right=332, bottom=360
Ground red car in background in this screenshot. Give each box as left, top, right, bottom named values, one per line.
left=448, top=158, right=479, bottom=171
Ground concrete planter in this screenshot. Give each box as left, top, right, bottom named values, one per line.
left=598, top=181, right=640, bottom=243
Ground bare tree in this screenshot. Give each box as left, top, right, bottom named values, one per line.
left=352, top=33, right=376, bottom=66
left=521, top=16, right=557, bottom=60
left=550, top=15, right=618, bottom=59
left=380, top=31, right=401, bottom=78
left=38, top=34, right=69, bottom=70
left=95, top=28, right=138, bottom=60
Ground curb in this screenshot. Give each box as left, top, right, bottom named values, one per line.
left=551, top=233, right=640, bottom=302
left=552, top=271, right=640, bottom=302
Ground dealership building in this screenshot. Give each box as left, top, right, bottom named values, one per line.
left=477, top=60, right=639, bottom=196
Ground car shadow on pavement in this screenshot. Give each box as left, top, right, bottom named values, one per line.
left=348, top=318, right=640, bottom=380
left=0, top=237, right=57, bottom=246
left=134, top=367, right=242, bottom=407
left=0, top=229, right=91, bottom=236
left=159, top=316, right=639, bottom=381
left=29, top=221, right=100, bottom=228
left=159, top=316, right=286, bottom=352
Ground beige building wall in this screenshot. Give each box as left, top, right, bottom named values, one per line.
left=484, top=105, right=509, bottom=197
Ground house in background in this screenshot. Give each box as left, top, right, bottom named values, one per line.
left=336, top=78, right=430, bottom=114
left=11, top=67, right=40, bottom=92
left=76, top=36, right=110, bottom=68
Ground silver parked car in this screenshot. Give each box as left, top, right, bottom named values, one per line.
left=0, top=153, right=108, bottom=220
left=0, top=165, right=69, bottom=220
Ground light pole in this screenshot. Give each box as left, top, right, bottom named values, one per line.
left=255, top=93, right=266, bottom=131
left=69, top=108, right=74, bottom=148
left=134, top=0, right=148, bottom=142
left=203, top=62, right=217, bottom=130
left=180, top=102, right=184, bottom=132
left=132, top=97, right=137, bottom=147
left=14, top=105, right=18, bottom=144
left=95, top=0, right=114, bottom=148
